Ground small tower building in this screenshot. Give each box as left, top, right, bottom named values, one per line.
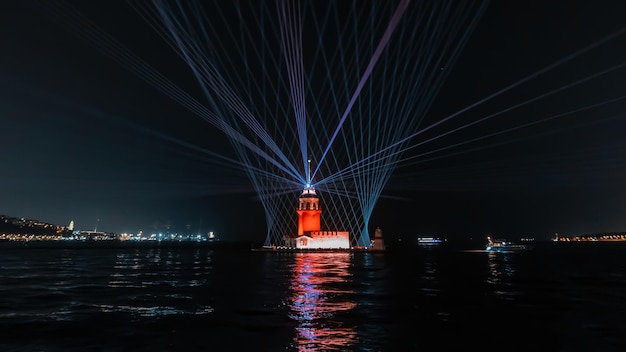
left=370, top=227, right=385, bottom=251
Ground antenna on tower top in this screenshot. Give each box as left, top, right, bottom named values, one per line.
left=307, top=159, right=311, bottom=186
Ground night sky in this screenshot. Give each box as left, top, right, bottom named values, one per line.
left=2, top=1, right=626, bottom=243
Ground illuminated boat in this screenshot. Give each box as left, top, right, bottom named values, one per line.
left=417, top=237, right=444, bottom=245
left=485, top=236, right=532, bottom=252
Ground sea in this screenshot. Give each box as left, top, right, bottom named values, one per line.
left=1, top=240, right=625, bottom=352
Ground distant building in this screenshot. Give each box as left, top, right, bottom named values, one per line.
left=68, top=220, right=74, bottom=231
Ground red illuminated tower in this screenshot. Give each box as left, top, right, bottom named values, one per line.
left=296, top=159, right=321, bottom=235
left=296, top=185, right=321, bottom=235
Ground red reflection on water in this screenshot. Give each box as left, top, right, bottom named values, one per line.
left=288, top=253, right=357, bottom=351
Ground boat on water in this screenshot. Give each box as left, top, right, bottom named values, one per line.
left=485, top=236, right=532, bottom=252
left=417, top=237, right=444, bottom=246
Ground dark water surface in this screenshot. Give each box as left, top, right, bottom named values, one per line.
left=1, top=241, right=625, bottom=351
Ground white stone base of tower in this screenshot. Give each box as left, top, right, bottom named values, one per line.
left=297, top=231, right=350, bottom=249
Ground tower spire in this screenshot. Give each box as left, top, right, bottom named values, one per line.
left=307, top=159, right=311, bottom=186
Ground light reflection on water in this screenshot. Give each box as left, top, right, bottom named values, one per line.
left=104, top=248, right=215, bottom=317
left=287, top=253, right=358, bottom=351
left=108, top=248, right=212, bottom=288
left=94, top=303, right=214, bottom=317
left=2, top=244, right=626, bottom=350
left=486, top=251, right=519, bottom=299
left=419, top=248, right=441, bottom=297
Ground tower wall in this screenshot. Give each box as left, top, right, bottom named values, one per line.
left=297, top=209, right=321, bottom=235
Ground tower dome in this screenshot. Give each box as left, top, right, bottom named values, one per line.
left=300, top=185, right=317, bottom=197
